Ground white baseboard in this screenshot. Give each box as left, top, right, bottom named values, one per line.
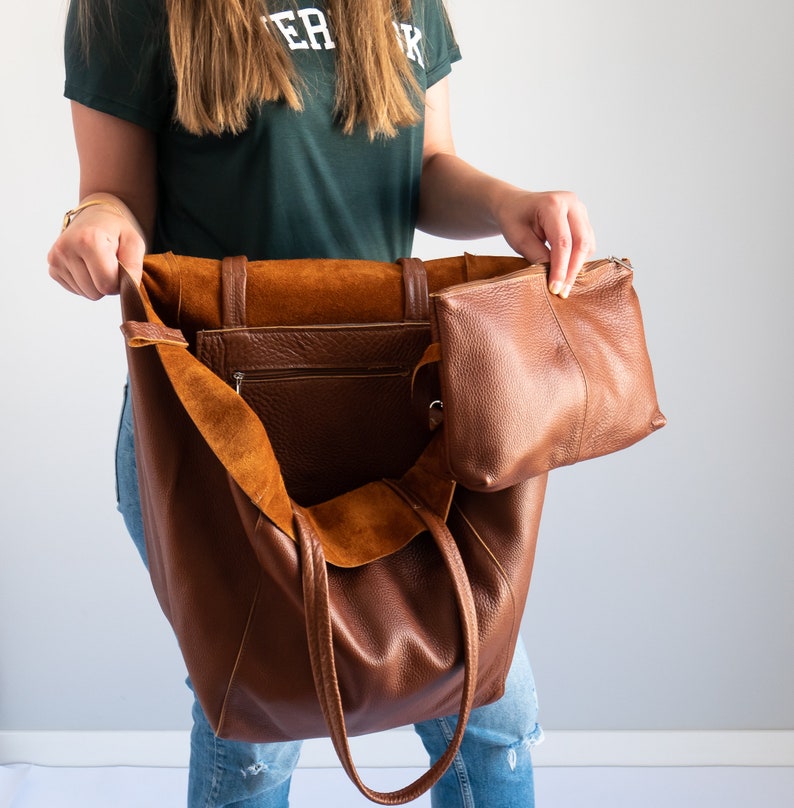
left=1, top=730, right=792, bottom=769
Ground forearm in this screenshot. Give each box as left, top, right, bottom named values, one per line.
left=416, top=151, right=521, bottom=240
left=73, top=102, right=157, bottom=246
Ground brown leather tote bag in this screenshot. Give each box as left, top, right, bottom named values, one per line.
left=119, top=252, right=663, bottom=804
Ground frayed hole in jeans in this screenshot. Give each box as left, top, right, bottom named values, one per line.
left=241, top=761, right=268, bottom=778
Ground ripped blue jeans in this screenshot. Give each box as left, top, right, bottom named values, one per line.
left=116, top=385, right=542, bottom=807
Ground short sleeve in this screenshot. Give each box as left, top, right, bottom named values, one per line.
left=419, top=0, right=462, bottom=88
left=64, top=0, right=172, bottom=131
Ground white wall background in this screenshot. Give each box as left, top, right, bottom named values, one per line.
left=1, top=0, right=792, bottom=738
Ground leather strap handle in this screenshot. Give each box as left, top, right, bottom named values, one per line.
left=398, top=257, right=430, bottom=322
left=219, top=254, right=434, bottom=430
left=296, top=483, right=478, bottom=806
left=222, top=256, right=248, bottom=328
left=222, top=256, right=427, bottom=326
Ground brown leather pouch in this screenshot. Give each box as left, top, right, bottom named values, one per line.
left=424, top=255, right=667, bottom=490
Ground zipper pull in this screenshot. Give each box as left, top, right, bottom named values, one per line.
left=609, top=256, right=634, bottom=270
left=232, top=371, right=244, bottom=394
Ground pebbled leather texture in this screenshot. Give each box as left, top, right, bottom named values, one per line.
left=431, top=256, right=666, bottom=490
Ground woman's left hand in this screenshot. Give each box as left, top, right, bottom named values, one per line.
left=494, top=188, right=595, bottom=298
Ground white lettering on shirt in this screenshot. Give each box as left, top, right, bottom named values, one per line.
left=268, top=11, right=310, bottom=50
left=397, top=23, right=424, bottom=68
left=264, top=8, right=422, bottom=64
left=296, top=8, right=336, bottom=50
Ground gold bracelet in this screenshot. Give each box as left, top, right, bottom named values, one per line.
left=61, top=199, right=127, bottom=232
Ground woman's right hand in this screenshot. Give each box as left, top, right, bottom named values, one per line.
left=47, top=195, right=146, bottom=300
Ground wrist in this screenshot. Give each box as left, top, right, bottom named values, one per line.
left=490, top=184, right=530, bottom=232
left=61, top=198, right=128, bottom=232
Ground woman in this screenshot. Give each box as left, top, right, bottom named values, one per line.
left=48, top=1, right=595, bottom=805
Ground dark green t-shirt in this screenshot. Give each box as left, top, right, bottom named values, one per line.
left=64, top=0, right=460, bottom=261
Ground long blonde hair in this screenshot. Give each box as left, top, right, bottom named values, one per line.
left=78, top=0, right=424, bottom=139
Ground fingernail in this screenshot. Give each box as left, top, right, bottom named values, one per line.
left=549, top=281, right=563, bottom=295
left=560, top=284, right=572, bottom=299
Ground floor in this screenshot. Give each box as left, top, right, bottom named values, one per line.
left=1, top=764, right=792, bottom=807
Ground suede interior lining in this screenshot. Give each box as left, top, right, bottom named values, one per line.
left=121, top=256, right=479, bottom=566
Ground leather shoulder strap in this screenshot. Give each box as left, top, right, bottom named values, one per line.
left=296, top=485, right=478, bottom=805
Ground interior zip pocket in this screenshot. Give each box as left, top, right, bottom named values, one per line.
left=232, top=366, right=411, bottom=394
